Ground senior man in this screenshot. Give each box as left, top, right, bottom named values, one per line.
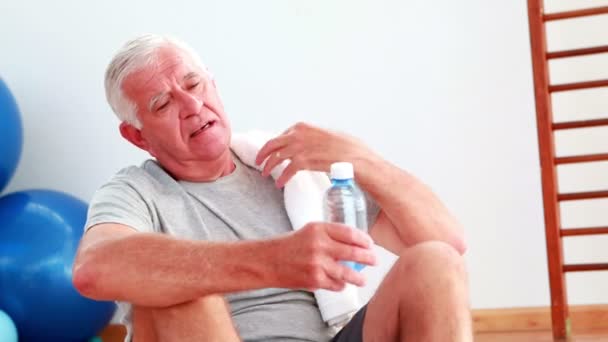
left=73, top=34, right=472, bottom=342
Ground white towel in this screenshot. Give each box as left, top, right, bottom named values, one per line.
left=231, top=131, right=361, bottom=328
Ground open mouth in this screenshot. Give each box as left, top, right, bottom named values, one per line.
left=190, top=120, right=216, bottom=138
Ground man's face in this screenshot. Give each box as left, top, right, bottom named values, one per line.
left=122, top=47, right=231, bottom=165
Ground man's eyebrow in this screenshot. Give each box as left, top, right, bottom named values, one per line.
left=184, top=72, right=200, bottom=81
left=148, top=73, right=201, bottom=111
left=148, top=91, right=168, bottom=112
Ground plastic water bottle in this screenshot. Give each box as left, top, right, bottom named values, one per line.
left=323, top=162, right=368, bottom=271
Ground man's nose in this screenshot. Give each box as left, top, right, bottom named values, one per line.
left=177, top=90, right=204, bottom=120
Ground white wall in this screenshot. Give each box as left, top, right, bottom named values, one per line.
left=1, top=0, right=607, bottom=309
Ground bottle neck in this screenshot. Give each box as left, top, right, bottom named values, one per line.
left=331, top=178, right=354, bottom=186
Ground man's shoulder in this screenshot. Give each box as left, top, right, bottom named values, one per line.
left=110, top=159, right=157, bottom=182
left=104, top=159, right=177, bottom=194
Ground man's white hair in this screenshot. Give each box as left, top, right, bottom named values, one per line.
left=104, top=34, right=209, bottom=129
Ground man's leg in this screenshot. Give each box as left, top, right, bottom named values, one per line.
left=132, top=294, right=241, bottom=342
left=363, top=241, right=472, bottom=342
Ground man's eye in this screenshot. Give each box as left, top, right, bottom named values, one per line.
left=157, top=101, right=169, bottom=111
left=188, top=82, right=200, bottom=90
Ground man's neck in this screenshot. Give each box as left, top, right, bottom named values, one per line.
left=160, top=150, right=236, bottom=182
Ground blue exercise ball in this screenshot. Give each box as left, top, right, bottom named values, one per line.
left=0, top=189, right=116, bottom=342
left=0, top=310, right=17, bottom=342
left=0, top=78, right=23, bottom=194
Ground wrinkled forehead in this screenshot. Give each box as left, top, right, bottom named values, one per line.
left=142, top=47, right=205, bottom=81
left=122, top=47, right=207, bottom=98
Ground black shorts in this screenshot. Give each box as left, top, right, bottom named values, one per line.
left=330, top=305, right=367, bottom=342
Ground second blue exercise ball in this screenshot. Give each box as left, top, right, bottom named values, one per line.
left=0, top=78, right=23, bottom=194
left=0, top=189, right=116, bottom=341
left=0, top=310, right=17, bottom=342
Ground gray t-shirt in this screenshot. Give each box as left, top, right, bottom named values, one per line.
left=85, top=153, right=379, bottom=342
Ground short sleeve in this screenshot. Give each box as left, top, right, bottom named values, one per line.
left=85, top=173, right=154, bottom=233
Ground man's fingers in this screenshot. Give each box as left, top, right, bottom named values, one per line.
left=282, top=125, right=296, bottom=135
left=275, top=161, right=300, bottom=188
left=256, top=134, right=289, bottom=165
left=327, top=262, right=367, bottom=288
left=324, top=275, right=347, bottom=292
left=330, top=243, right=377, bottom=267
left=325, top=223, right=373, bottom=249
left=261, top=147, right=291, bottom=177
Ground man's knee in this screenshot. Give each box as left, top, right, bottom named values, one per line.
left=395, top=241, right=467, bottom=284
left=138, top=295, right=231, bottom=322
left=132, top=295, right=236, bottom=341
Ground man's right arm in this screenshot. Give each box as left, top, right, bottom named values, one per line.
left=72, top=222, right=376, bottom=308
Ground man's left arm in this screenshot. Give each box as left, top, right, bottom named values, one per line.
left=354, top=153, right=467, bottom=255
left=256, top=122, right=467, bottom=256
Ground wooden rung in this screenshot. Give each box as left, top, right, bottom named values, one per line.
left=561, top=227, right=608, bottom=236
left=544, top=6, right=608, bottom=21
left=555, top=153, right=608, bottom=165
left=553, top=118, right=608, bottom=130
left=563, top=263, right=608, bottom=272
left=558, top=190, right=608, bottom=201
left=550, top=79, right=608, bottom=92
left=547, top=45, right=608, bottom=59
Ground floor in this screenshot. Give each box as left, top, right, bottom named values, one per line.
left=101, top=325, right=608, bottom=341
left=475, top=329, right=608, bottom=341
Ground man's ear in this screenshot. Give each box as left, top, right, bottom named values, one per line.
left=119, top=122, right=149, bottom=152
